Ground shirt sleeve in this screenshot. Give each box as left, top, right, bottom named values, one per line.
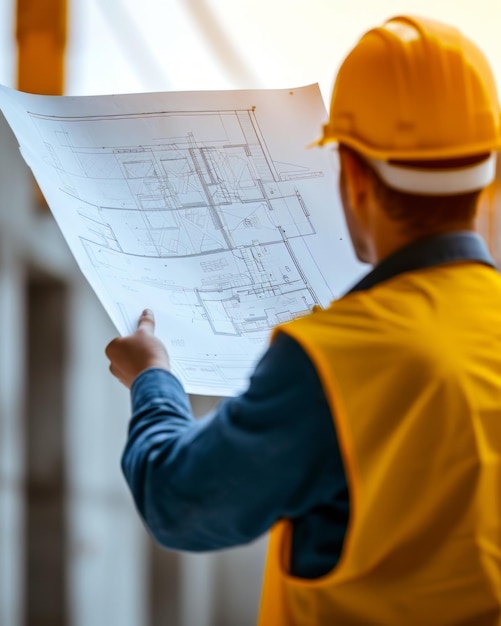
left=121, top=332, right=346, bottom=552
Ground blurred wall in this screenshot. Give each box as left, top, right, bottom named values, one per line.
left=477, top=158, right=501, bottom=265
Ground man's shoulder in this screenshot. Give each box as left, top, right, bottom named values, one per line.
left=282, top=261, right=501, bottom=342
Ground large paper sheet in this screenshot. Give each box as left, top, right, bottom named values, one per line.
left=0, top=84, right=365, bottom=395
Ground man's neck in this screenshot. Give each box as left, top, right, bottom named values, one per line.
left=372, top=221, right=477, bottom=265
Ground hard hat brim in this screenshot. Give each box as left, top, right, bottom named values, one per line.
left=368, top=154, right=496, bottom=195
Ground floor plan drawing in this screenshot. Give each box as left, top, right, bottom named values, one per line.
left=0, top=84, right=365, bottom=394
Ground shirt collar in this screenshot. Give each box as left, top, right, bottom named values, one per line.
left=347, top=231, right=497, bottom=295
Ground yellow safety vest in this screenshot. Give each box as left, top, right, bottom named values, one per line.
left=258, top=261, right=501, bottom=626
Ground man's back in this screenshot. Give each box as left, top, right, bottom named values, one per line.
left=260, top=259, right=501, bottom=626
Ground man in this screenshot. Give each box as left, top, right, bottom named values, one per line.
left=106, top=15, right=501, bottom=625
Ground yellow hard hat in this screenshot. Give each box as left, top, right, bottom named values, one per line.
left=317, top=15, right=501, bottom=194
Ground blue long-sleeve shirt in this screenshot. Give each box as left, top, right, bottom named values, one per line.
left=123, top=332, right=349, bottom=578
left=121, top=232, right=495, bottom=579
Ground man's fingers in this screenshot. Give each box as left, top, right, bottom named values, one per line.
left=137, top=308, right=155, bottom=334
left=105, top=337, right=121, bottom=359
left=104, top=308, right=168, bottom=387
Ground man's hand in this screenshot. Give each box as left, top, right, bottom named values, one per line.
left=105, top=309, right=170, bottom=388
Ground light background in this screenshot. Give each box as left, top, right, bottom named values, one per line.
left=1, top=0, right=500, bottom=102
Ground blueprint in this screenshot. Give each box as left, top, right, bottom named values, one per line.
left=0, top=84, right=365, bottom=395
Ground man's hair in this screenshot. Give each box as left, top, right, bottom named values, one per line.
left=340, top=145, right=483, bottom=233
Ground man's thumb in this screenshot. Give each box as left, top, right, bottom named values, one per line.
left=137, top=309, right=155, bottom=334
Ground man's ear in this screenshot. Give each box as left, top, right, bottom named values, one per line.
left=339, top=147, right=372, bottom=222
